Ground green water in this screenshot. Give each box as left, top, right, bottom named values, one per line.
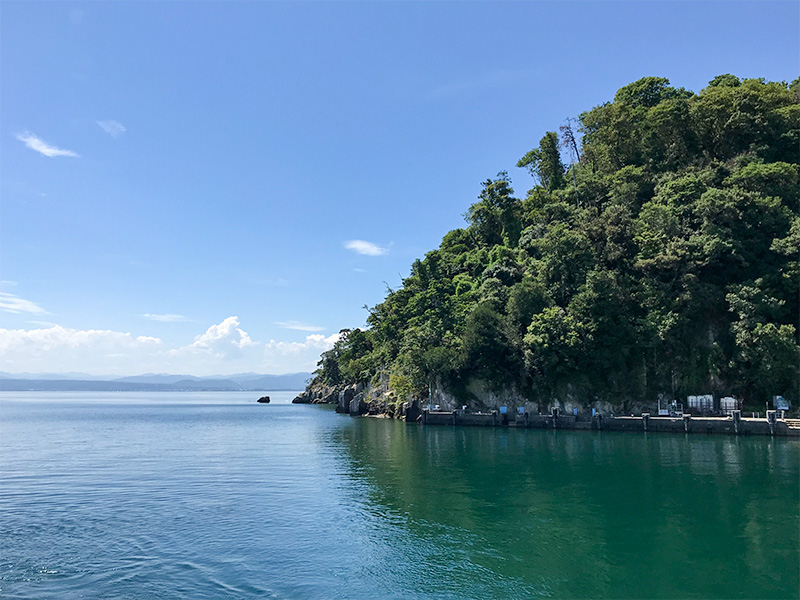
left=341, top=417, right=799, bottom=599
left=1, top=394, right=797, bottom=599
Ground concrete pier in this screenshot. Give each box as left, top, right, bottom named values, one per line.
left=422, top=409, right=498, bottom=427
left=417, top=410, right=800, bottom=437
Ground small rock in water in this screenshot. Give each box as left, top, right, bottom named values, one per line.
left=257, top=396, right=271, bottom=403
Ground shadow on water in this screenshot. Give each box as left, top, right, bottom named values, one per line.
left=328, top=418, right=800, bottom=599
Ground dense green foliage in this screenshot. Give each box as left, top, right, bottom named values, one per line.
left=315, top=75, right=799, bottom=409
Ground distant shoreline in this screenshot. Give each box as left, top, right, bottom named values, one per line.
left=0, top=379, right=305, bottom=393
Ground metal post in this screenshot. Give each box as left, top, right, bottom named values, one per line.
left=767, top=410, right=777, bottom=436
left=732, top=410, right=741, bottom=435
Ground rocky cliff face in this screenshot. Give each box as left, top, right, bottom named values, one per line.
left=428, top=378, right=630, bottom=415
left=292, top=373, right=412, bottom=417
left=294, top=374, right=657, bottom=419
left=291, top=381, right=338, bottom=405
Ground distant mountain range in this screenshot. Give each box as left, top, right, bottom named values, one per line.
left=0, top=372, right=312, bottom=392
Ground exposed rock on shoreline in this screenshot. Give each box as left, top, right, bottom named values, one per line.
left=291, top=381, right=338, bottom=404
left=292, top=374, right=406, bottom=417
left=294, top=373, right=671, bottom=422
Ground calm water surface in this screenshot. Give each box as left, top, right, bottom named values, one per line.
left=1, top=392, right=798, bottom=599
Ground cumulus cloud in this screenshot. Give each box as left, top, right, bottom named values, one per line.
left=0, top=317, right=337, bottom=376
left=275, top=320, right=324, bottom=332
left=172, top=316, right=255, bottom=357
left=0, top=326, right=161, bottom=353
left=0, top=325, right=162, bottom=373
left=15, top=132, right=79, bottom=158
left=142, top=313, right=188, bottom=322
left=0, top=292, right=47, bottom=314
left=344, top=239, right=388, bottom=256
left=96, top=120, right=126, bottom=137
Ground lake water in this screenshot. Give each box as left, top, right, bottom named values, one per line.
left=1, top=392, right=798, bottom=599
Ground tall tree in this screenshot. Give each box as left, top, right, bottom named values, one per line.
left=517, top=131, right=565, bottom=191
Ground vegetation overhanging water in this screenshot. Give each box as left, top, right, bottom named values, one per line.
left=307, top=75, right=799, bottom=418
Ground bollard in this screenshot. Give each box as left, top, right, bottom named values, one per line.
left=594, top=413, right=604, bottom=430
left=683, top=413, right=691, bottom=433
left=642, top=413, right=650, bottom=432
left=767, top=410, right=777, bottom=436
left=732, top=410, right=741, bottom=435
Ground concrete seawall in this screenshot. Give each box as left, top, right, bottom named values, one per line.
left=416, top=408, right=800, bottom=437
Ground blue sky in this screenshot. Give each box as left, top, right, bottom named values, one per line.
left=1, top=1, right=797, bottom=376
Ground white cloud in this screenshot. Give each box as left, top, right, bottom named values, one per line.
left=96, top=120, right=126, bottom=137
left=172, top=316, right=255, bottom=357
left=142, top=313, right=188, bottom=322
left=0, top=292, right=47, bottom=314
left=0, top=318, right=336, bottom=376
left=15, top=132, right=79, bottom=158
left=265, top=332, right=340, bottom=355
left=0, top=326, right=161, bottom=353
left=344, top=239, right=387, bottom=256
left=0, top=325, right=162, bottom=373
left=275, top=320, right=324, bottom=332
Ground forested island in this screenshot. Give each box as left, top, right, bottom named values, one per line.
left=297, top=75, right=799, bottom=416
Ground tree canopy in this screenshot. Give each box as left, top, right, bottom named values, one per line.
left=312, top=75, right=799, bottom=410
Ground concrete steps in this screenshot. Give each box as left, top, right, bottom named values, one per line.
left=783, top=419, right=800, bottom=429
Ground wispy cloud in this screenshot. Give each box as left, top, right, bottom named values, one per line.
left=431, top=68, right=541, bottom=99
left=0, top=292, right=47, bottom=314
left=96, top=120, right=126, bottom=137
left=15, top=132, right=79, bottom=158
left=27, top=320, right=59, bottom=328
left=70, top=8, right=84, bottom=26
left=142, top=313, right=188, bottom=322
left=275, top=320, right=324, bottom=332
left=344, top=239, right=388, bottom=256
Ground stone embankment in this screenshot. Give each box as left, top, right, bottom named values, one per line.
left=419, top=407, right=800, bottom=437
